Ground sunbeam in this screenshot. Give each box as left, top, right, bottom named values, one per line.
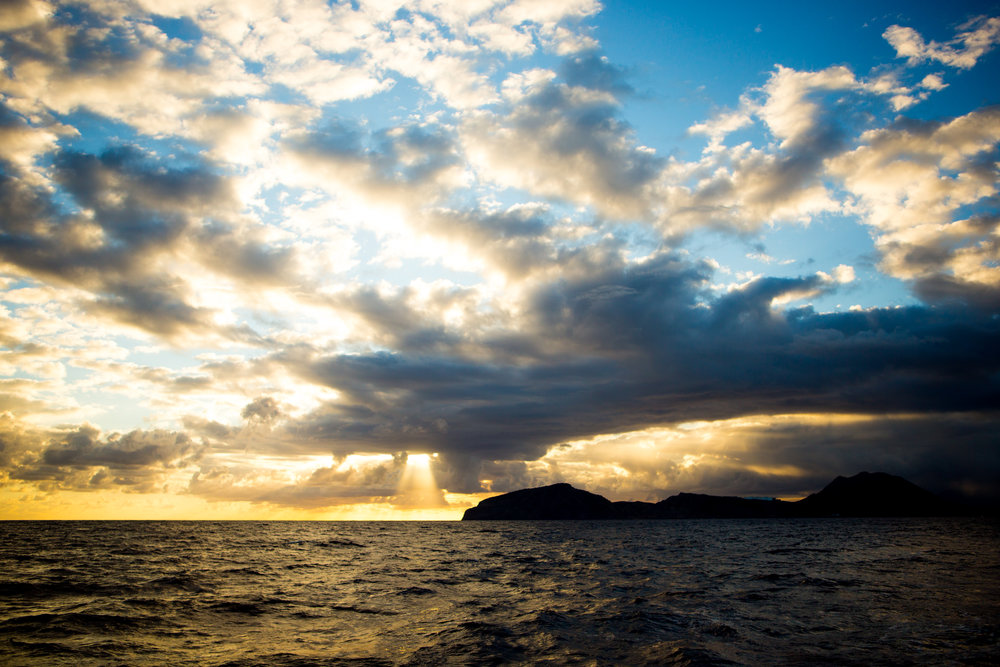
left=396, top=453, right=447, bottom=509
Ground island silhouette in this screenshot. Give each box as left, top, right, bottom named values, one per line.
left=462, top=472, right=968, bottom=520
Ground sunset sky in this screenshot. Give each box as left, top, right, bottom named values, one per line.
left=1, top=0, right=998, bottom=519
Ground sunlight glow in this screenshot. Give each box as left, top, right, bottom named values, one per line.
left=529, top=412, right=912, bottom=500
left=395, top=452, right=447, bottom=509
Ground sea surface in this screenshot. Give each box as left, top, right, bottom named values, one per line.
left=0, top=519, right=997, bottom=665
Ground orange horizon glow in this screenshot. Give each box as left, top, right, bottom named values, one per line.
left=0, top=484, right=487, bottom=521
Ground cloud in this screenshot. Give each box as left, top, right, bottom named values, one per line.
left=0, top=151, right=234, bottom=340
left=668, top=56, right=999, bottom=298
left=662, top=64, right=885, bottom=233
left=0, top=3, right=259, bottom=135
left=284, top=118, right=466, bottom=205
left=827, top=107, right=1000, bottom=308
left=188, top=453, right=407, bottom=508
left=0, top=0, right=52, bottom=31
left=39, top=427, right=198, bottom=469
left=0, top=139, right=311, bottom=341
left=241, top=395, right=283, bottom=424
left=493, top=411, right=1000, bottom=506
left=919, top=73, right=948, bottom=91
left=559, top=52, right=633, bottom=96
left=2, top=3, right=999, bottom=514
left=415, top=204, right=577, bottom=283
left=755, top=65, right=860, bottom=148
left=464, top=58, right=662, bottom=220
left=0, top=103, right=75, bottom=182
left=689, top=110, right=753, bottom=153
left=5, top=240, right=999, bottom=506
left=1, top=417, right=203, bottom=492
left=884, top=16, right=1000, bottom=69
left=241, top=252, right=1000, bottom=495
left=53, top=146, right=232, bottom=231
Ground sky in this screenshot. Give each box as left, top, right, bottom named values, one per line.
left=1, top=0, right=999, bottom=519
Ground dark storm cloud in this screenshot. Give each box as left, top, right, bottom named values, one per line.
left=276, top=348, right=611, bottom=469
left=914, top=273, right=1000, bottom=311
left=266, top=251, right=999, bottom=494
left=293, top=352, right=524, bottom=417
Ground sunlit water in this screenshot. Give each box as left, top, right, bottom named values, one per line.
left=1, top=519, right=997, bottom=665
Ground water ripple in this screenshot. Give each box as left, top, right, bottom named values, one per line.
left=0, top=518, right=996, bottom=665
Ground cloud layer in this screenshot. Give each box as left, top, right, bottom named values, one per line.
left=1, top=2, right=998, bottom=515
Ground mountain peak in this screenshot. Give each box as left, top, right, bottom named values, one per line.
left=796, top=471, right=954, bottom=517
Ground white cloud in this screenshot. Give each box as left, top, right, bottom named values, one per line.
left=919, top=73, right=948, bottom=91
left=832, top=264, right=855, bottom=284
left=497, top=0, right=602, bottom=26
left=689, top=110, right=753, bottom=153
left=883, top=16, right=1000, bottom=70
left=755, top=65, right=858, bottom=147
left=817, top=265, right=855, bottom=285
left=827, top=108, right=1000, bottom=290
left=464, top=69, right=661, bottom=220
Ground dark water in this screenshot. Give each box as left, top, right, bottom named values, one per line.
left=0, top=519, right=997, bottom=665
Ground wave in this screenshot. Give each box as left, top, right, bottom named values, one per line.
left=1, top=611, right=158, bottom=636
left=329, top=604, right=399, bottom=616
left=0, top=519, right=995, bottom=665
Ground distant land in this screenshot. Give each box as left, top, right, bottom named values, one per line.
left=462, top=472, right=976, bottom=520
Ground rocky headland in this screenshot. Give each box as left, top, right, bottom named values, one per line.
left=461, top=472, right=970, bottom=520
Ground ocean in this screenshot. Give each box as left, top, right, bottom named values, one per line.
left=1, top=519, right=997, bottom=665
